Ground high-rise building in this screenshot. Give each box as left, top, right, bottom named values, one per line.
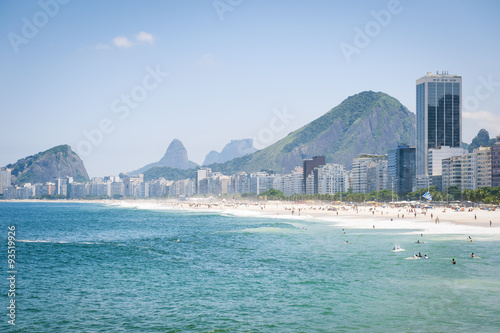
left=196, top=168, right=211, bottom=194
left=351, top=154, right=388, bottom=193
left=0, top=168, right=12, bottom=195
left=416, top=72, right=462, bottom=187
left=492, top=141, right=500, bottom=187
left=388, top=144, right=416, bottom=195
left=302, top=156, right=325, bottom=193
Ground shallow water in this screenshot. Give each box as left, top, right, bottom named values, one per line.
left=1, top=202, right=499, bottom=332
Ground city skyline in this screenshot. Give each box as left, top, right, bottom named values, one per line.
left=1, top=1, right=500, bottom=177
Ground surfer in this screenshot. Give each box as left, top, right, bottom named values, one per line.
left=471, top=253, right=475, bottom=258
left=418, top=252, right=422, bottom=257
left=424, top=255, right=428, bottom=259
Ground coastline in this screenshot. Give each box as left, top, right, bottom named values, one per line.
left=4, top=198, right=499, bottom=234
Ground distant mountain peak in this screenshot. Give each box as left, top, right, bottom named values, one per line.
left=130, top=138, right=197, bottom=175
left=468, top=128, right=497, bottom=152
left=206, top=91, right=415, bottom=174
left=202, top=138, right=257, bottom=165
left=4, top=144, right=89, bottom=185
left=159, top=138, right=189, bottom=169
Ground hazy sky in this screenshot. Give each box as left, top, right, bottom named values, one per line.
left=1, top=0, right=500, bottom=177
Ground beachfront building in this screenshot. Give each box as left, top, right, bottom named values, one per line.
left=351, top=154, right=388, bottom=193
left=492, top=141, right=500, bottom=187
left=428, top=146, right=467, bottom=177
left=231, top=172, right=248, bottom=194
left=416, top=72, right=462, bottom=189
left=442, top=147, right=492, bottom=191
left=169, top=179, right=195, bottom=197
left=315, top=163, right=348, bottom=195
left=196, top=168, right=211, bottom=195
left=303, top=156, right=325, bottom=193
left=0, top=168, right=11, bottom=195
left=272, top=167, right=303, bottom=196
left=248, top=172, right=275, bottom=195
left=388, top=144, right=416, bottom=195
left=476, top=147, right=492, bottom=188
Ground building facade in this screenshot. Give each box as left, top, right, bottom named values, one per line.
left=388, top=144, right=416, bottom=195
left=416, top=72, right=462, bottom=187
left=351, top=155, right=388, bottom=194
left=302, top=156, right=325, bottom=193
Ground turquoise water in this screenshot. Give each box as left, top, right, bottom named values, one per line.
left=1, top=202, right=500, bottom=332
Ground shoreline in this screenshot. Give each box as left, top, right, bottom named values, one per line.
left=4, top=198, right=499, bottom=233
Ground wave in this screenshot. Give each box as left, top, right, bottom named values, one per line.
left=102, top=200, right=500, bottom=237
left=320, top=216, right=500, bottom=238
left=15, top=239, right=100, bottom=245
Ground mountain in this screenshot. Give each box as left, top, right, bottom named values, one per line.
left=202, top=139, right=257, bottom=165
left=207, top=91, right=416, bottom=174
left=130, top=138, right=198, bottom=175
left=468, top=129, right=497, bottom=152
left=5, top=145, right=89, bottom=185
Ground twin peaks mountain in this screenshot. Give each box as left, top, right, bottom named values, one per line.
left=132, top=138, right=257, bottom=175
left=141, top=91, right=416, bottom=179
left=5, top=145, right=89, bottom=185
left=207, top=91, right=416, bottom=174
left=203, top=139, right=257, bottom=165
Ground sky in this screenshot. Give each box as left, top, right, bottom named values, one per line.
left=1, top=0, right=500, bottom=177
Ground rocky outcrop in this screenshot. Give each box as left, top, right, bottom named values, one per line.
left=468, top=129, right=497, bottom=152
left=5, top=145, right=89, bottom=185
left=130, top=138, right=195, bottom=174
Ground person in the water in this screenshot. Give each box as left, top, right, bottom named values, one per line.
left=452, top=258, right=456, bottom=264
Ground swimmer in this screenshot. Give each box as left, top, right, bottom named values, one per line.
left=452, top=258, right=456, bottom=264
left=471, top=253, right=475, bottom=258
left=418, top=252, right=422, bottom=257
left=424, top=255, right=428, bottom=259
left=345, top=241, right=349, bottom=244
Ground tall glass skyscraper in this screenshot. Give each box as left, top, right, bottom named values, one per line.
left=416, top=72, right=462, bottom=183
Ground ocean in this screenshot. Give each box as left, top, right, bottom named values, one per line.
left=1, top=201, right=500, bottom=332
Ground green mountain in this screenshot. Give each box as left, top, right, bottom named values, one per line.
left=5, top=145, right=89, bottom=185
left=468, top=128, right=497, bottom=152
left=208, top=91, right=415, bottom=174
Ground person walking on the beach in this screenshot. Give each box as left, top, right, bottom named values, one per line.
left=490, top=220, right=492, bottom=227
